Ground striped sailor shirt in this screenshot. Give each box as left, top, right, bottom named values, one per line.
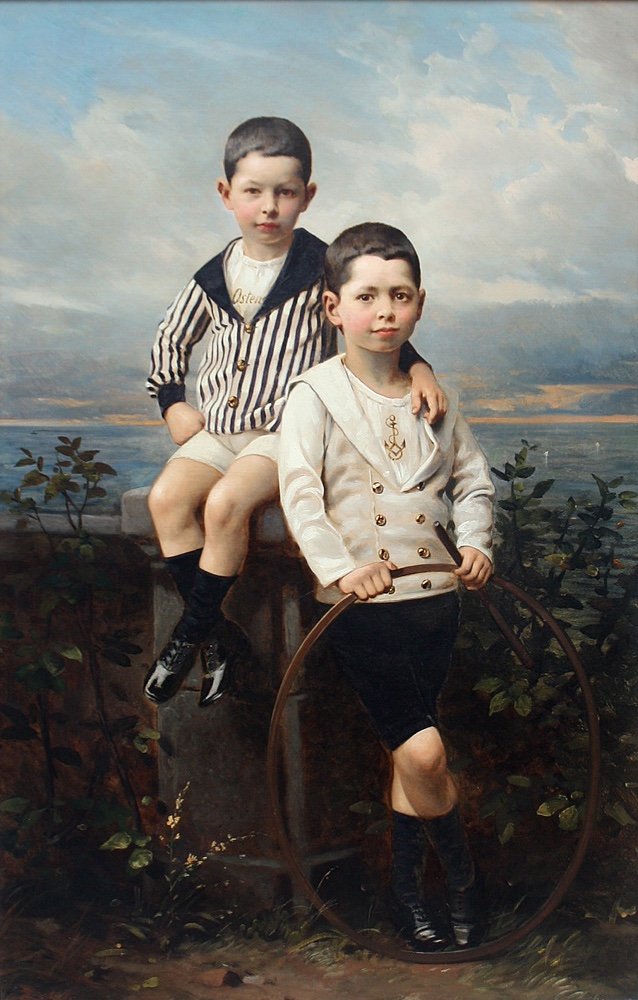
left=147, top=228, right=334, bottom=434
left=147, top=226, right=427, bottom=435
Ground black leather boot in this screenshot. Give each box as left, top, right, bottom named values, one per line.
left=389, top=811, right=449, bottom=949
left=199, top=618, right=251, bottom=707
left=143, top=635, right=198, bottom=703
left=424, top=806, right=485, bottom=948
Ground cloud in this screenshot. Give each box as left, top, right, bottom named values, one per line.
left=1, top=1, right=636, bottom=426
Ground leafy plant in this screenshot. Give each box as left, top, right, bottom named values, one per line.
left=0, top=436, right=153, bottom=869
left=457, top=441, right=638, bottom=851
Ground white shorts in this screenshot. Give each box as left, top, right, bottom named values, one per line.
left=168, top=428, right=280, bottom=475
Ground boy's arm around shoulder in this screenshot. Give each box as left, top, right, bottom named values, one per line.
left=398, top=342, right=447, bottom=425
left=279, top=383, right=358, bottom=588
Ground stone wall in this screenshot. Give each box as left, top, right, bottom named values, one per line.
left=122, top=491, right=385, bottom=910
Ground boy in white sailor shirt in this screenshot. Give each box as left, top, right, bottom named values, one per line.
left=143, top=118, right=447, bottom=708
left=279, top=223, right=495, bottom=950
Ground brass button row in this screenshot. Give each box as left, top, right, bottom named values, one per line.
left=228, top=396, right=239, bottom=409
left=375, top=511, right=427, bottom=526
left=372, top=481, right=384, bottom=494
left=237, top=359, right=248, bottom=372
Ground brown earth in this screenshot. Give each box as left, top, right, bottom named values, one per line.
left=2, top=912, right=637, bottom=1000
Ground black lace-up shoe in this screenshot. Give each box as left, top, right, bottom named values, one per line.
left=199, top=619, right=250, bottom=707
left=143, top=636, right=198, bottom=704
left=390, top=895, right=450, bottom=949
left=447, top=878, right=485, bottom=947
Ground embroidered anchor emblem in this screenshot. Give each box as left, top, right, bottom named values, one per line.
left=384, top=414, right=406, bottom=461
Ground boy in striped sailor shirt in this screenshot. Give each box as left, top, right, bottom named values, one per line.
left=143, top=117, right=447, bottom=708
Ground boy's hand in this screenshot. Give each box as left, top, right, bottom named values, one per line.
left=409, top=362, right=448, bottom=425
left=338, top=561, right=397, bottom=601
left=455, top=546, right=493, bottom=591
left=164, top=402, right=205, bottom=445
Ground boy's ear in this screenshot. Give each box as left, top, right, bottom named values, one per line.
left=217, top=177, right=232, bottom=208
left=302, top=182, right=317, bottom=210
left=417, top=288, right=426, bottom=320
left=322, top=290, right=342, bottom=328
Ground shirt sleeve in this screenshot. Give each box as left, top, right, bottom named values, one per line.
left=146, top=279, right=212, bottom=413
left=279, top=383, right=358, bottom=588
left=447, top=414, right=495, bottom=561
left=398, top=340, right=433, bottom=373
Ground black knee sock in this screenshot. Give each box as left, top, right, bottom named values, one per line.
left=164, top=548, right=203, bottom=603
left=424, top=806, right=474, bottom=891
left=391, top=811, right=425, bottom=904
left=174, top=568, right=237, bottom=644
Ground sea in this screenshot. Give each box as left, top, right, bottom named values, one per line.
left=0, top=420, right=636, bottom=559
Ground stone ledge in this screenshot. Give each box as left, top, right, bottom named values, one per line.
left=121, top=486, right=296, bottom=551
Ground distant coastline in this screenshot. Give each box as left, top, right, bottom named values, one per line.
left=0, top=415, right=636, bottom=428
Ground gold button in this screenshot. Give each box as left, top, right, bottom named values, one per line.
left=378, top=549, right=390, bottom=561
left=375, top=514, right=387, bottom=526
left=372, top=482, right=384, bottom=494
left=418, top=547, right=431, bottom=559
left=228, top=396, right=239, bottom=408
left=417, top=481, right=426, bottom=491
left=415, top=513, right=426, bottom=524
left=237, top=359, right=248, bottom=372
left=421, top=579, right=432, bottom=590
left=387, top=585, right=396, bottom=595
left=245, top=323, right=254, bottom=334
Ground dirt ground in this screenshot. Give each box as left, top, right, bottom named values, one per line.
left=3, top=910, right=637, bottom=1000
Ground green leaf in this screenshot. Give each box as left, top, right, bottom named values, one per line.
left=514, top=694, right=533, bottom=717
left=537, top=796, right=569, bottom=817
left=498, top=822, right=515, bottom=845
left=558, top=805, right=580, bottom=831
left=489, top=691, right=512, bottom=716
left=530, top=479, right=554, bottom=498
left=349, top=800, right=386, bottom=818
left=0, top=797, right=30, bottom=814
left=490, top=467, right=511, bottom=482
left=22, top=470, right=48, bottom=487
left=58, top=645, right=83, bottom=663
left=100, top=831, right=133, bottom=851
left=128, top=848, right=153, bottom=871
left=118, top=922, right=149, bottom=941
left=93, top=462, right=118, bottom=477
left=473, top=676, right=504, bottom=695
left=604, top=802, right=637, bottom=827
left=141, top=977, right=159, bottom=989
left=137, top=728, right=160, bottom=741
left=507, top=775, right=531, bottom=788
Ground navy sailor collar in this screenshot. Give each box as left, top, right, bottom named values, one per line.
left=193, top=227, right=327, bottom=323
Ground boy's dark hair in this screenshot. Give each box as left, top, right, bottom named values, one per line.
left=224, top=117, right=312, bottom=183
left=324, top=222, right=421, bottom=294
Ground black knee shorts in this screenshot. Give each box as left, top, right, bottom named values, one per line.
left=320, top=592, right=460, bottom=752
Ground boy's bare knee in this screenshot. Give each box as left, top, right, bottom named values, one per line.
left=394, top=729, right=448, bottom=782
left=204, top=480, right=253, bottom=532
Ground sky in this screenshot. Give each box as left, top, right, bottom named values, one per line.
left=1, top=0, right=637, bottom=424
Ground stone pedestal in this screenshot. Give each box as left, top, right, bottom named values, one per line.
left=121, top=489, right=383, bottom=912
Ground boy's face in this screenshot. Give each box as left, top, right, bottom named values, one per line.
left=323, top=255, right=425, bottom=355
left=217, top=152, right=316, bottom=260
